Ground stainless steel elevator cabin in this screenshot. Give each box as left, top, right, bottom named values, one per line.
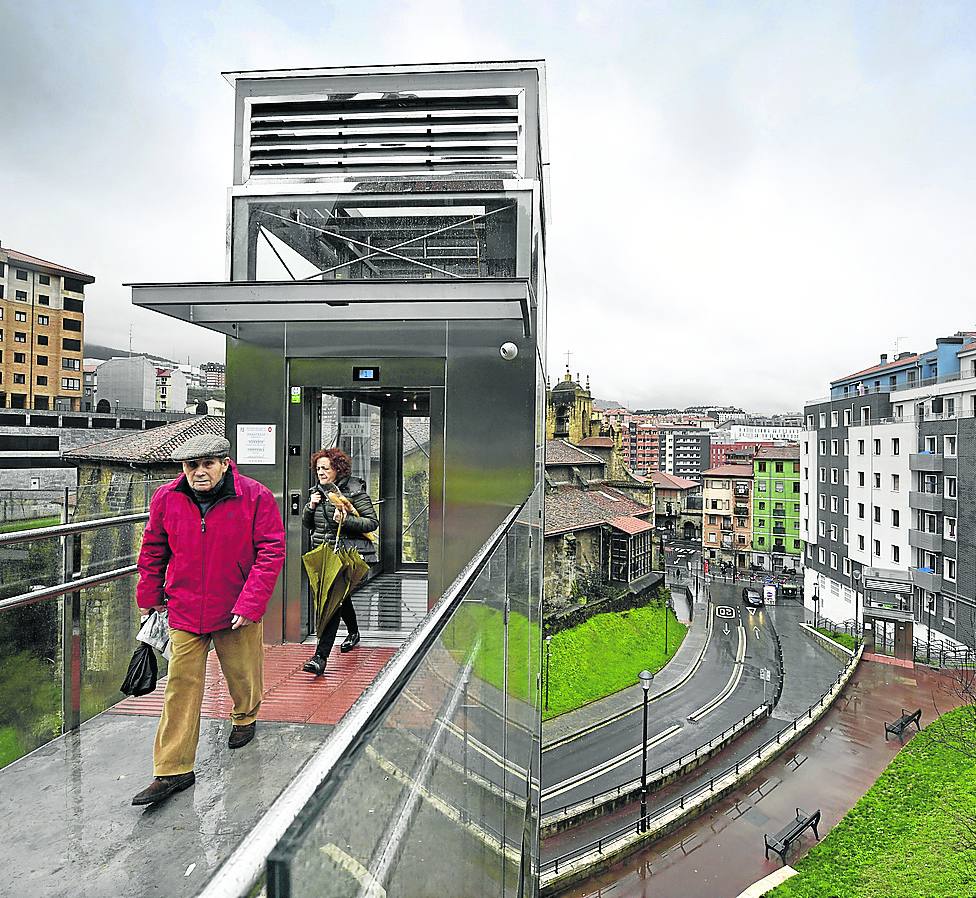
left=130, top=59, right=550, bottom=642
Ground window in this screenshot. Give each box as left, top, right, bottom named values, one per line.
left=830, top=552, right=838, bottom=569
left=831, top=411, right=839, bottom=427
left=64, top=297, right=83, bottom=313
left=892, top=438, right=900, bottom=455
left=819, top=413, right=826, bottom=428
left=858, top=503, right=865, bottom=519
left=844, top=409, right=852, bottom=426
left=36, top=375, right=47, bottom=386
left=819, top=467, right=826, bottom=483
left=844, top=557, right=851, bottom=575
left=858, top=534, right=865, bottom=551
left=873, top=539, right=881, bottom=557
left=944, top=598, right=956, bottom=623
left=37, top=335, right=48, bottom=346
left=819, top=494, right=827, bottom=509
left=14, top=311, right=26, bottom=322
left=945, top=558, right=956, bottom=582
left=38, top=274, right=50, bottom=285
left=63, top=318, right=82, bottom=332
left=14, top=332, right=26, bottom=343
left=891, top=474, right=900, bottom=491
left=829, top=442, right=837, bottom=456
left=844, top=498, right=850, bottom=514
left=15, top=269, right=27, bottom=281
left=946, top=397, right=955, bottom=416
left=858, top=471, right=865, bottom=487
left=891, top=509, right=900, bottom=527
left=13, top=352, right=25, bottom=363
left=807, top=415, right=815, bottom=428
left=819, top=548, right=826, bottom=563
left=777, top=479, right=786, bottom=490
left=945, top=435, right=957, bottom=457
left=0, top=286, right=3, bottom=299
left=15, top=290, right=27, bottom=301
left=925, top=435, right=937, bottom=453
left=38, top=294, right=50, bottom=306
left=819, top=440, right=827, bottom=454
left=945, top=517, right=957, bottom=540
left=874, top=472, right=881, bottom=489
left=37, top=314, right=49, bottom=325
left=843, top=527, right=849, bottom=545
left=13, top=373, right=25, bottom=384
left=843, top=439, right=849, bottom=455
left=830, top=524, right=838, bottom=540
left=819, top=522, right=826, bottom=537
left=858, top=440, right=865, bottom=455
left=946, top=476, right=957, bottom=498
left=792, top=481, right=800, bottom=493
left=861, top=407, right=870, bottom=424
left=873, top=439, right=881, bottom=455
left=62, top=358, right=81, bottom=371
left=60, top=377, right=81, bottom=391
left=36, top=355, right=47, bottom=366
left=873, top=506, right=881, bottom=523
left=830, top=496, right=839, bottom=512
left=895, top=404, right=903, bottom=419
left=62, top=338, right=81, bottom=351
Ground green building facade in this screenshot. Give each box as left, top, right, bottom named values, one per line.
left=751, top=446, right=801, bottom=573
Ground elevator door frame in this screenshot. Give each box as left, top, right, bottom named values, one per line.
left=284, top=357, right=445, bottom=643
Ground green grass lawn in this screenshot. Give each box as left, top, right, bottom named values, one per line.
left=544, top=602, right=686, bottom=720
left=814, top=626, right=857, bottom=652
left=0, top=515, right=60, bottom=534
left=766, top=706, right=976, bottom=898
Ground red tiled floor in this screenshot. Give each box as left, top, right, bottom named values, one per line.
left=109, top=644, right=395, bottom=725
left=863, top=652, right=915, bottom=668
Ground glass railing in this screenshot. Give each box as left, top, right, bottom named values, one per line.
left=0, top=503, right=160, bottom=770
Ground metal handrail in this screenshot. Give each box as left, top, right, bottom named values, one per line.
left=197, top=499, right=530, bottom=898
left=0, top=511, right=149, bottom=547
left=0, top=565, right=138, bottom=613
left=543, top=648, right=860, bottom=876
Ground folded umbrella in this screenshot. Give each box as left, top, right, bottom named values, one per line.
left=302, top=542, right=345, bottom=628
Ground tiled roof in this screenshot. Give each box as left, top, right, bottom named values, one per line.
left=651, top=471, right=698, bottom=490
left=755, top=445, right=800, bottom=460
left=1, top=248, right=95, bottom=281
left=609, top=515, right=654, bottom=535
left=959, top=341, right=976, bottom=355
left=830, top=354, right=919, bottom=385
left=545, top=439, right=604, bottom=466
left=577, top=436, right=614, bottom=448
left=545, top=483, right=653, bottom=536
left=702, top=464, right=754, bottom=477
left=64, top=416, right=224, bottom=463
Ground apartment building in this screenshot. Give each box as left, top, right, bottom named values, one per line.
left=701, top=464, right=753, bottom=569
left=751, top=445, right=802, bottom=572
left=0, top=245, right=92, bottom=411
left=802, top=332, right=976, bottom=657
left=658, top=426, right=711, bottom=480
left=200, top=361, right=225, bottom=389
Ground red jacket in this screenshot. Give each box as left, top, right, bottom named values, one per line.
left=136, top=463, right=286, bottom=634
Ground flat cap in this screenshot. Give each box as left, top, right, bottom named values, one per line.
left=171, top=434, right=231, bottom=462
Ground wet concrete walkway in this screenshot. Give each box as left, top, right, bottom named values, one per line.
left=561, top=660, right=961, bottom=898
left=0, top=643, right=391, bottom=898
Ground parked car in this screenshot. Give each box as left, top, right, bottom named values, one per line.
left=742, top=587, right=764, bottom=607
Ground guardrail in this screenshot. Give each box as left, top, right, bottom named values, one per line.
left=542, top=647, right=861, bottom=881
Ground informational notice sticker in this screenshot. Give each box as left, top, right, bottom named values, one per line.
left=237, top=424, right=276, bottom=465
left=290, top=386, right=301, bottom=404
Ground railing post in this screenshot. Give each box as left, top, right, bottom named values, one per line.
left=60, top=487, right=82, bottom=734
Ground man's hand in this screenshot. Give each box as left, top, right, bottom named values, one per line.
left=231, top=614, right=254, bottom=630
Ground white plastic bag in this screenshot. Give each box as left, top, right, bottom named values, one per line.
left=137, top=608, right=171, bottom=660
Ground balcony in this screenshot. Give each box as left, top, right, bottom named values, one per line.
left=910, top=530, right=943, bottom=553
left=734, top=505, right=749, bottom=517
left=864, top=596, right=914, bottom=623
left=772, top=508, right=786, bottom=518
left=734, top=487, right=750, bottom=499
left=909, top=490, right=943, bottom=513
left=912, top=567, right=943, bottom=593
left=772, top=525, right=787, bottom=536
left=720, top=519, right=733, bottom=532
left=910, top=453, right=943, bottom=472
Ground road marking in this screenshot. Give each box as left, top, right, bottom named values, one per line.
left=541, top=724, right=683, bottom=801
left=688, top=625, right=746, bottom=722
left=715, top=605, right=737, bottom=618
left=754, top=626, right=761, bottom=639
left=723, top=623, right=731, bottom=636
left=441, top=721, right=529, bottom=779
left=320, top=844, right=387, bottom=897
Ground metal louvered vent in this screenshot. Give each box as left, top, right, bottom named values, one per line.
left=245, top=90, right=522, bottom=179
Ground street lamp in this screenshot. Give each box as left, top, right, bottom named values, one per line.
left=851, top=568, right=862, bottom=645
left=812, top=582, right=820, bottom=631
left=638, top=669, right=654, bottom=833
left=544, top=635, right=552, bottom=712
left=664, top=596, right=670, bottom=654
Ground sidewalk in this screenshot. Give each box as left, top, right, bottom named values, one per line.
left=543, top=578, right=710, bottom=747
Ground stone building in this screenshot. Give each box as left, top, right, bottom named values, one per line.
left=546, top=369, right=603, bottom=443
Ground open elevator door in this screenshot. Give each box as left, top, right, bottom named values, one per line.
left=283, top=359, right=444, bottom=645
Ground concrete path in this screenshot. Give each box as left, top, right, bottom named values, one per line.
left=559, top=660, right=961, bottom=898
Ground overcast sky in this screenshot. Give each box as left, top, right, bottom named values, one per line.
left=2, top=2, right=974, bottom=411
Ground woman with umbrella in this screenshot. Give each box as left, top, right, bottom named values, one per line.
left=301, top=447, right=378, bottom=676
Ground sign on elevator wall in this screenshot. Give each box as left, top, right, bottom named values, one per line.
left=237, top=424, right=276, bottom=464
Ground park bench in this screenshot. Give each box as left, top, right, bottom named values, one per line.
left=885, top=708, right=922, bottom=743
left=764, top=807, right=821, bottom=864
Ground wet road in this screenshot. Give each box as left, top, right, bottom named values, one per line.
left=561, top=660, right=961, bottom=898
left=541, top=582, right=781, bottom=818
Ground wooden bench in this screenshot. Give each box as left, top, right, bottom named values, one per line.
left=885, top=708, right=921, bottom=743
left=764, top=807, right=821, bottom=864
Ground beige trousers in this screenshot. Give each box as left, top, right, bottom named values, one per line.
left=153, top=623, right=264, bottom=776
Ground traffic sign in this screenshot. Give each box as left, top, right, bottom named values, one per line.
left=716, top=606, right=736, bottom=619
left=760, top=668, right=771, bottom=682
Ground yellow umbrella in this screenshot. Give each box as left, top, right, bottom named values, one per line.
left=302, top=542, right=345, bottom=629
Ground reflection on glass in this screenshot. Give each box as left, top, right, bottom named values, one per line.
left=249, top=197, right=517, bottom=282
left=401, top=417, right=429, bottom=565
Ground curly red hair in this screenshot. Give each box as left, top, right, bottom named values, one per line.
left=310, top=446, right=352, bottom=480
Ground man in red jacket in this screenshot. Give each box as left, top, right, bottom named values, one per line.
left=131, top=434, right=286, bottom=806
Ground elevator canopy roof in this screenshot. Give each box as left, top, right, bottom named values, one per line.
left=128, top=278, right=534, bottom=338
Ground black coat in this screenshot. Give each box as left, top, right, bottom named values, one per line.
left=302, top=475, right=378, bottom=560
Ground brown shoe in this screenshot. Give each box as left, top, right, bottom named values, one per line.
left=131, top=772, right=195, bottom=806
left=228, top=722, right=256, bottom=749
